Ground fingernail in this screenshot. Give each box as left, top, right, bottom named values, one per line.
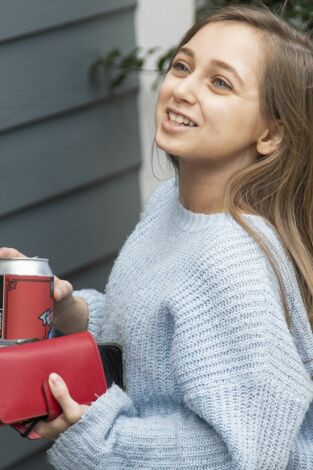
left=49, top=373, right=63, bottom=386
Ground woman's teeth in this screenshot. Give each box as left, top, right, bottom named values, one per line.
left=168, top=111, right=196, bottom=127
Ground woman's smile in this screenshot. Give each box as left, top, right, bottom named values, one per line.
left=162, top=110, right=198, bottom=133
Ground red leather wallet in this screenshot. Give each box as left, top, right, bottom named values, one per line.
left=0, top=331, right=107, bottom=438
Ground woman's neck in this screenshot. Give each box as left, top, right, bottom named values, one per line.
left=178, top=165, right=228, bottom=214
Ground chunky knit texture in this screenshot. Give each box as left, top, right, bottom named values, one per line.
left=48, top=177, right=313, bottom=469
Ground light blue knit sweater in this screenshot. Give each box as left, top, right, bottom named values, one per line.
left=48, top=177, right=313, bottom=469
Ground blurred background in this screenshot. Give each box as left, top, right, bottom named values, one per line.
left=0, top=0, right=311, bottom=467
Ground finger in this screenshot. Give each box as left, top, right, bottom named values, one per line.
left=33, top=415, right=69, bottom=440
left=48, top=373, right=83, bottom=424
left=33, top=402, right=89, bottom=439
left=0, top=247, right=27, bottom=258
left=53, top=279, right=73, bottom=303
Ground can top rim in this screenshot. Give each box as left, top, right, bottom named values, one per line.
left=0, top=257, right=49, bottom=262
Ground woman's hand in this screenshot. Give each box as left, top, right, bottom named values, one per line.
left=33, top=373, right=90, bottom=440
left=0, top=247, right=88, bottom=334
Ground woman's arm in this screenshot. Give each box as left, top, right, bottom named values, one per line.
left=47, top=237, right=313, bottom=469
left=51, top=289, right=106, bottom=341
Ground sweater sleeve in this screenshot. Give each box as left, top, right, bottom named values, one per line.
left=49, top=289, right=106, bottom=340
left=72, top=289, right=106, bottom=341
left=47, top=237, right=313, bottom=469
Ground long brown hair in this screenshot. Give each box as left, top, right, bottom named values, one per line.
left=164, top=4, right=313, bottom=331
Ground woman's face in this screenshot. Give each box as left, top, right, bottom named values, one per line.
left=155, top=21, right=268, bottom=167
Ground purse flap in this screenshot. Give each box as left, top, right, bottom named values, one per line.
left=0, top=331, right=107, bottom=424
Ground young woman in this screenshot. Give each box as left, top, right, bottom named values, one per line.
left=2, top=3, right=313, bottom=468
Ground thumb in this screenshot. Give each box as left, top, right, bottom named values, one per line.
left=49, top=373, right=84, bottom=424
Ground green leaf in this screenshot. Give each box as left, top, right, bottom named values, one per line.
left=103, top=48, right=121, bottom=66
left=110, top=72, right=127, bottom=88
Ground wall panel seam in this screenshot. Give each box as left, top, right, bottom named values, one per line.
left=0, top=2, right=137, bottom=46
left=0, top=85, right=139, bottom=136
left=0, top=162, right=141, bottom=221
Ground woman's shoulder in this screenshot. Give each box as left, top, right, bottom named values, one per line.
left=207, top=212, right=286, bottom=256
left=139, top=177, right=176, bottom=221
left=198, top=213, right=293, bottom=283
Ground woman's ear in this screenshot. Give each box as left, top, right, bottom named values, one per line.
left=256, top=121, right=284, bottom=155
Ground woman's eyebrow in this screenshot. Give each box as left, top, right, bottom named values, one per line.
left=177, top=47, right=245, bottom=87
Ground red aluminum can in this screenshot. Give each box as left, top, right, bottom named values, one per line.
left=0, top=258, right=54, bottom=340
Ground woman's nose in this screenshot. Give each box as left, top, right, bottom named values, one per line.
left=172, top=77, right=197, bottom=104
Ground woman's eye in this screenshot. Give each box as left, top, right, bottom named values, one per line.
left=212, top=77, right=232, bottom=90
left=171, top=61, right=189, bottom=73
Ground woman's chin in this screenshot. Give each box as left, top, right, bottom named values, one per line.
left=155, top=139, right=181, bottom=157
left=159, top=147, right=182, bottom=159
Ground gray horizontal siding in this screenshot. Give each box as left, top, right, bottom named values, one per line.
left=0, top=0, right=136, bottom=43
left=0, top=6, right=137, bottom=132
left=68, top=253, right=116, bottom=291
left=0, top=92, right=141, bottom=217
left=0, top=170, right=141, bottom=277
left=0, top=0, right=141, bottom=467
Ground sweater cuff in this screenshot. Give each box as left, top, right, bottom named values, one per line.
left=72, top=289, right=105, bottom=341
left=47, top=384, right=136, bottom=469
